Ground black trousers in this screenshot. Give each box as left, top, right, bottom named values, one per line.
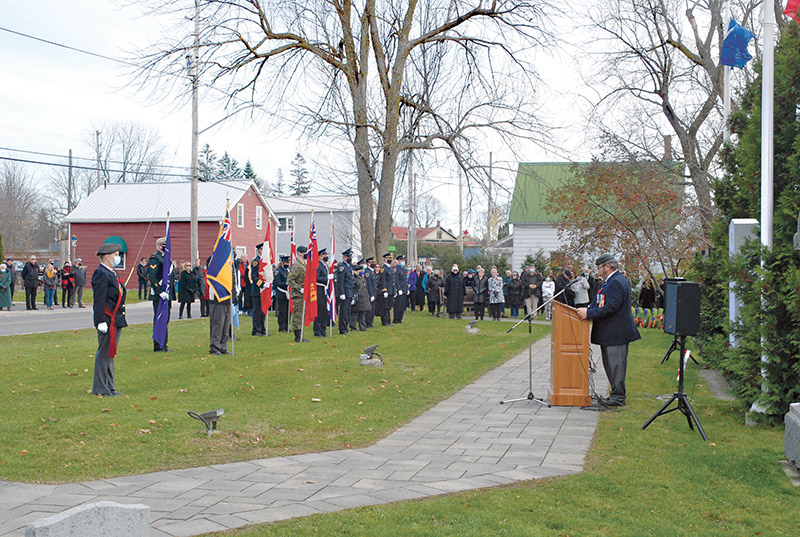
left=276, top=298, right=289, bottom=331
left=393, top=293, right=406, bottom=323
left=337, top=297, right=351, bottom=333
left=314, top=292, right=329, bottom=336
left=25, top=286, right=37, bottom=309
left=251, top=293, right=265, bottom=335
left=474, top=302, right=485, bottom=320
left=366, top=300, right=376, bottom=328
left=138, top=279, right=148, bottom=300
left=199, top=298, right=209, bottom=317
left=377, top=294, right=393, bottom=325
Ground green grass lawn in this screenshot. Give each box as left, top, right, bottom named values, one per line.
left=222, top=330, right=800, bottom=537
left=0, top=313, right=540, bottom=483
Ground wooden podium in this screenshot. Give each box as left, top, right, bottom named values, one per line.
left=549, top=301, right=591, bottom=406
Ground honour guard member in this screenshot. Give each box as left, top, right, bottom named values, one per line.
left=274, top=255, right=290, bottom=332
left=393, top=254, right=408, bottom=324
left=376, top=252, right=396, bottom=325
left=250, top=243, right=267, bottom=336
left=288, top=245, right=309, bottom=342
left=92, top=243, right=127, bottom=396
left=148, top=237, right=174, bottom=352
left=314, top=249, right=331, bottom=337
left=363, top=257, right=377, bottom=328
left=336, top=248, right=355, bottom=334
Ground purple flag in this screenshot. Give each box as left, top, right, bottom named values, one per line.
left=152, top=220, right=172, bottom=347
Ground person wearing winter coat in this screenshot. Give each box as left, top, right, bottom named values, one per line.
left=426, top=270, right=443, bottom=316
left=42, top=262, right=58, bottom=310
left=472, top=268, right=488, bottom=320
left=0, top=264, right=12, bottom=310
left=487, top=267, right=505, bottom=321
left=443, top=265, right=466, bottom=319
left=178, top=262, right=197, bottom=319
left=506, top=272, right=524, bottom=318
left=351, top=261, right=372, bottom=331
left=60, top=261, right=75, bottom=308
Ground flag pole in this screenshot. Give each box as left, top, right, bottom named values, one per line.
left=230, top=297, right=235, bottom=357
left=300, top=300, right=306, bottom=342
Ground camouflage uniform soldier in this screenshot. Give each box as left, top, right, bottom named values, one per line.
left=287, top=245, right=308, bottom=342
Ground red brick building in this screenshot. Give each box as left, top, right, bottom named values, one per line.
left=65, top=180, right=277, bottom=288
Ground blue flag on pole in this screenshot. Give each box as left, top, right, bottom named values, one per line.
left=153, top=220, right=172, bottom=348
left=720, top=19, right=754, bottom=69
left=207, top=205, right=233, bottom=302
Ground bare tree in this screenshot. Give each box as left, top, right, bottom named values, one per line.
left=589, top=0, right=763, bottom=238
left=416, top=192, right=446, bottom=228
left=86, top=120, right=170, bottom=184
left=0, top=161, right=44, bottom=252
left=133, top=0, right=552, bottom=257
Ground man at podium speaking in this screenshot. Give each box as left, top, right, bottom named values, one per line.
left=576, top=254, right=641, bottom=407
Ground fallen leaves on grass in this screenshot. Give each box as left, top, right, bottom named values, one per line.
left=101, top=408, right=111, bottom=413
left=311, top=398, right=322, bottom=402
left=139, top=429, right=151, bottom=434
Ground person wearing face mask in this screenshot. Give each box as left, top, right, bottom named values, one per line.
left=22, top=255, right=39, bottom=310
left=376, top=253, right=396, bottom=325
left=178, top=261, right=197, bottom=319
left=444, top=264, right=466, bottom=319
left=393, top=254, right=408, bottom=324
left=426, top=269, right=443, bottom=316
left=351, top=259, right=371, bottom=331
left=147, top=237, right=175, bottom=352
left=336, top=248, right=355, bottom=334
left=72, top=259, right=87, bottom=308
left=288, top=245, right=309, bottom=342
left=0, top=264, right=11, bottom=311
left=363, top=257, right=377, bottom=328
left=274, top=255, right=291, bottom=332
left=91, top=243, right=127, bottom=397
left=506, top=271, right=524, bottom=318
left=314, top=248, right=332, bottom=337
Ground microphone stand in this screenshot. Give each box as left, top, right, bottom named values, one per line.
left=499, top=287, right=569, bottom=407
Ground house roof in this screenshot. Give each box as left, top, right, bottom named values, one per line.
left=391, top=225, right=458, bottom=241
left=508, top=162, right=585, bottom=224
left=266, top=195, right=359, bottom=214
left=65, top=180, right=276, bottom=223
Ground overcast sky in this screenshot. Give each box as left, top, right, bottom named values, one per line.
left=1, top=0, right=593, bottom=234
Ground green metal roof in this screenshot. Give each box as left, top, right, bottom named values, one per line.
left=508, top=162, right=585, bottom=224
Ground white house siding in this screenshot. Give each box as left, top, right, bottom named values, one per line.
left=511, top=223, right=562, bottom=271
left=274, top=210, right=360, bottom=259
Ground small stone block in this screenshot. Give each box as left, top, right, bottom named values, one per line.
left=25, top=501, right=150, bottom=537
left=360, top=357, right=383, bottom=368
left=465, top=327, right=480, bottom=335
left=785, top=403, right=800, bottom=470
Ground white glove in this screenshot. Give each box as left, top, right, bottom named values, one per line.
left=97, top=322, right=108, bottom=333
left=370, top=296, right=375, bottom=302
left=383, top=292, right=388, bottom=298
left=327, top=274, right=334, bottom=280
left=339, top=294, right=345, bottom=300
left=159, top=291, right=169, bottom=300
left=351, top=298, right=356, bottom=305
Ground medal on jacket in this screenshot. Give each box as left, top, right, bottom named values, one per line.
left=597, top=292, right=605, bottom=308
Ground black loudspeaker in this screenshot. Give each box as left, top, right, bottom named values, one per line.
left=663, top=280, right=701, bottom=336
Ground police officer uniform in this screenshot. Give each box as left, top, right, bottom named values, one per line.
left=274, top=255, right=290, bottom=332
left=376, top=253, right=395, bottom=325
left=314, top=249, right=331, bottom=337
left=335, top=248, right=355, bottom=334
left=393, top=254, right=408, bottom=324
left=251, top=244, right=267, bottom=336
left=363, top=257, right=377, bottom=328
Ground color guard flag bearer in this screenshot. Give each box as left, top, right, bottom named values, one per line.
left=152, top=218, right=172, bottom=350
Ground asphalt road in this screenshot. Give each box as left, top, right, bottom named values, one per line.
left=0, top=301, right=158, bottom=336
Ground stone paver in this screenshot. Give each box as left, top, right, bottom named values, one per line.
left=0, top=335, right=607, bottom=536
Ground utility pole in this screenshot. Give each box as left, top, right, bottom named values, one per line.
left=190, top=0, right=200, bottom=263
left=458, top=168, right=464, bottom=254
left=95, top=131, right=102, bottom=189
left=67, top=149, right=73, bottom=214
left=408, top=152, right=416, bottom=265
left=487, top=152, right=493, bottom=246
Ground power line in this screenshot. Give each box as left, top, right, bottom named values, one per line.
left=0, top=25, right=136, bottom=67
left=0, top=155, right=190, bottom=179
left=0, top=146, right=191, bottom=171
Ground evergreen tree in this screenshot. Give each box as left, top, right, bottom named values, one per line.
left=273, top=169, right=285, bottom=196
left=198, top=144, right=217, bottom=182
left=217, top=151, right=242, bottom=181
left=690, top=25, right=800, bottom=420
left=243, top=160, right=269, bottom=194
left=289, top=153, right=311, bottom=196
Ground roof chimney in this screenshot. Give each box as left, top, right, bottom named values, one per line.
left=663, top=135, right=673, bottom=162
left=436, top=220, right=440, bottom=228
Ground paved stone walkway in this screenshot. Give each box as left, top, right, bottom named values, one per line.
left=0, top=336, right=607, bottom=537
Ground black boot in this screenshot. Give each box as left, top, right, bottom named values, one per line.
left=294, top=329, right=309, bottom=343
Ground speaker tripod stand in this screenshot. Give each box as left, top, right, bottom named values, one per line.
left=642, top=335, right=708, bottom=441
left=499, top=298, right=555, bottom=408
left=660, top=334, right=699, bottom=365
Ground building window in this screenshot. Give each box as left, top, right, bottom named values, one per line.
left=278, top=216, right=294, bottom=232
left=437, top=230, right=442, bottom=239
left=235, top=246, right=247, bottom=259
left=237, top=204, right=244, bottom=228
left=255, top=206, right=263, bottom=229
